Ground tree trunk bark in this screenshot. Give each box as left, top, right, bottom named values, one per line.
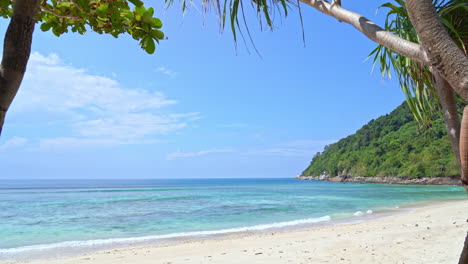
left=0, top=108, right=5, bottom=136
left=0, top=0, right=40, bottom=135
left=433, top=72, right=461, bottom=170
left=459, top=232, right=468, bottom=264
left=406, top=2, right=468, bottom=261
left=460, top=106, right=468, bottom=192
left=406, top=0, right=468, bottom=100
left=299, top=0, right=428, bottom=64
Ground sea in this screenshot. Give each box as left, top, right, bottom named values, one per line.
left=0, top=178, right=466, bottom=260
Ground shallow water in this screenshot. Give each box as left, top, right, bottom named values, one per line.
left=0, top=178, right=465, bottom=259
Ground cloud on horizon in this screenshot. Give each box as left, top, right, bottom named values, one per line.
left=166, top=149, right=234, bottom=160
left=0, top=137, right=29, bottom=151
left=249, top=139, right=336, bottom=157
left=164, top=139, right=335, bottom=161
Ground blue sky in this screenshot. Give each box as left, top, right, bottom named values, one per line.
left=0, top=1, right=405, bottom=179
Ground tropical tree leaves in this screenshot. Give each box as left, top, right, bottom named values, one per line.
left=369, top=0, right=467, bottom=128
left=0, top=0, right=165, bottom=54
left=165, top=0, right=295, bottom=50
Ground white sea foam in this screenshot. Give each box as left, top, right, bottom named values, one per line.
left=353, top=210, right=373, bottom=216
left=0, top=216, right=331, bottom=255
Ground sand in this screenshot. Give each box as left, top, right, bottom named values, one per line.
left=4, top=200, right=468, bottom=264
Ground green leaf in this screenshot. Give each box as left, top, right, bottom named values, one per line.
left=96, top=4, right=109, bottom=17
left=128, top=0, right=143, bottom=7
left=280, top=0, right=288, bottom=16
left=151, top=29, right=164, bottom=39
left=40, top=22, right=52, bottom=32
left=142, top=11, right=152, bottom=24
left=143, top=36, right=155, bottom=54
left=76, top=0, right=90, bottom=10
left=146, top=7, right=154, bottom=16
left=0, top=0, right=10, bottom=8
left=152, top=18, right=162, bottom=28
left=230, top=0, right=239, bottom=41
left=134, top=13, right=142, bottom=21
left=262, top=0, right=272, bottom=29
left=34, top=0, right=165, bottom=54
left=221, top=0, right=228, bottom=28
left=52, top=25, right=61, bottom=37
left=135, top=6, right=146, bottom=16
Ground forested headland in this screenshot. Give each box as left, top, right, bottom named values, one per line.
left=302, top=101, right=466, bottom=178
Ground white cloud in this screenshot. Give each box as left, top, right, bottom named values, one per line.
left=250, top=140, right=336, bottom=157
left=10, top=52, right=198, bottom=149
left=38, top=137, right=160, bottom=151
left=279, top=140, right=336, bottom=149
left=39, top=137, right=121, bottom=150
left=0, top=137, right=29, bottom=151
left=166, top=149, right=234, bottom=160
left=251, top=148, right=310, bottom=157
left=156, top=66, right=177, bottom=78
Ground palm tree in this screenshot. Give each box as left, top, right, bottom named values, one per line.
left=166, top=0, right=468, bottom=261
left=369, top=3, right=467, bottom=260
left=1, top=0, right=467, bottom=262
left=369, top=0, right=467, bottom=180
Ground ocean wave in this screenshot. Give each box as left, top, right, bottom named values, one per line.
left=353, top=210, right=373, bottom=216
left=0, top=215, right=331, bottom=254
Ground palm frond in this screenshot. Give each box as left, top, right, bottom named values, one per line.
left=370, top=0, right=467, bottom=128
left=165, top=0, right=305, bottom=52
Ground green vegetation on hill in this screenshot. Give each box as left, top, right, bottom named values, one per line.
left=302, top=102, right=464, bottom=178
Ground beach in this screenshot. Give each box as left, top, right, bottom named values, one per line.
left=4, top=199, right=467, bottom=264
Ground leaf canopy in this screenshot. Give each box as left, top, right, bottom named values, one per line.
left=0, top=0, right=165, bottom=54
left=369, top=0, right=467, bottom=127
left=164, top=0, right=297, bottom=52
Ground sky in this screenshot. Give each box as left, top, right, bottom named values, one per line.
left=0, top=1, right=406, bottom=179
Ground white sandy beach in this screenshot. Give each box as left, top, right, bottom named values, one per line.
left=4, top=200, right=468, bottom=264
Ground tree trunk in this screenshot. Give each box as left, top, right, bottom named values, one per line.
left=299, top=0, right=428, bottom=64
left=433, top=72, right=461, bottom=170
left=0, top=109, right=5, bottom=136
left=406, top=2, right=468, bottom=261
left=406, top=0, right=468, bottom=100
left=0, top=0, right=40, bottom=135
left=460, top=106, right=468, bottom=192
left=459, top=232, right=468, bottom=264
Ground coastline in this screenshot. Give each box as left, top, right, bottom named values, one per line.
left=3, top=199, right=467, bottom=264
left=296, top=175, right=462, bottom=185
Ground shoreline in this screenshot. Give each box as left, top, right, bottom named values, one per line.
left=296, top=175, right=462, bottom=185
left=3, top=199, right=467, bottom=264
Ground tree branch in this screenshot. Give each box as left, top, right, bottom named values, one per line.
left=41, top=6, right=81, bottom=20
left=69, top=0, right=88, bottom=15
left=298, top=0, right=429, bottom=64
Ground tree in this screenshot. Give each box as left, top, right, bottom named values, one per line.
left=370, top=0, right=466, bottom=182
left=281, top=1, right=466, bottom=260
left=0, top=0, right=165, bottom=135
left=167, top=0, right=468, bottom=178
left=1, top=0, right=467, bottom=261
left=166, top=0, right=466, bottom=260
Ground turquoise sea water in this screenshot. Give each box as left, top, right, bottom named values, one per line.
left=0, top=178, right=466, bottom=259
